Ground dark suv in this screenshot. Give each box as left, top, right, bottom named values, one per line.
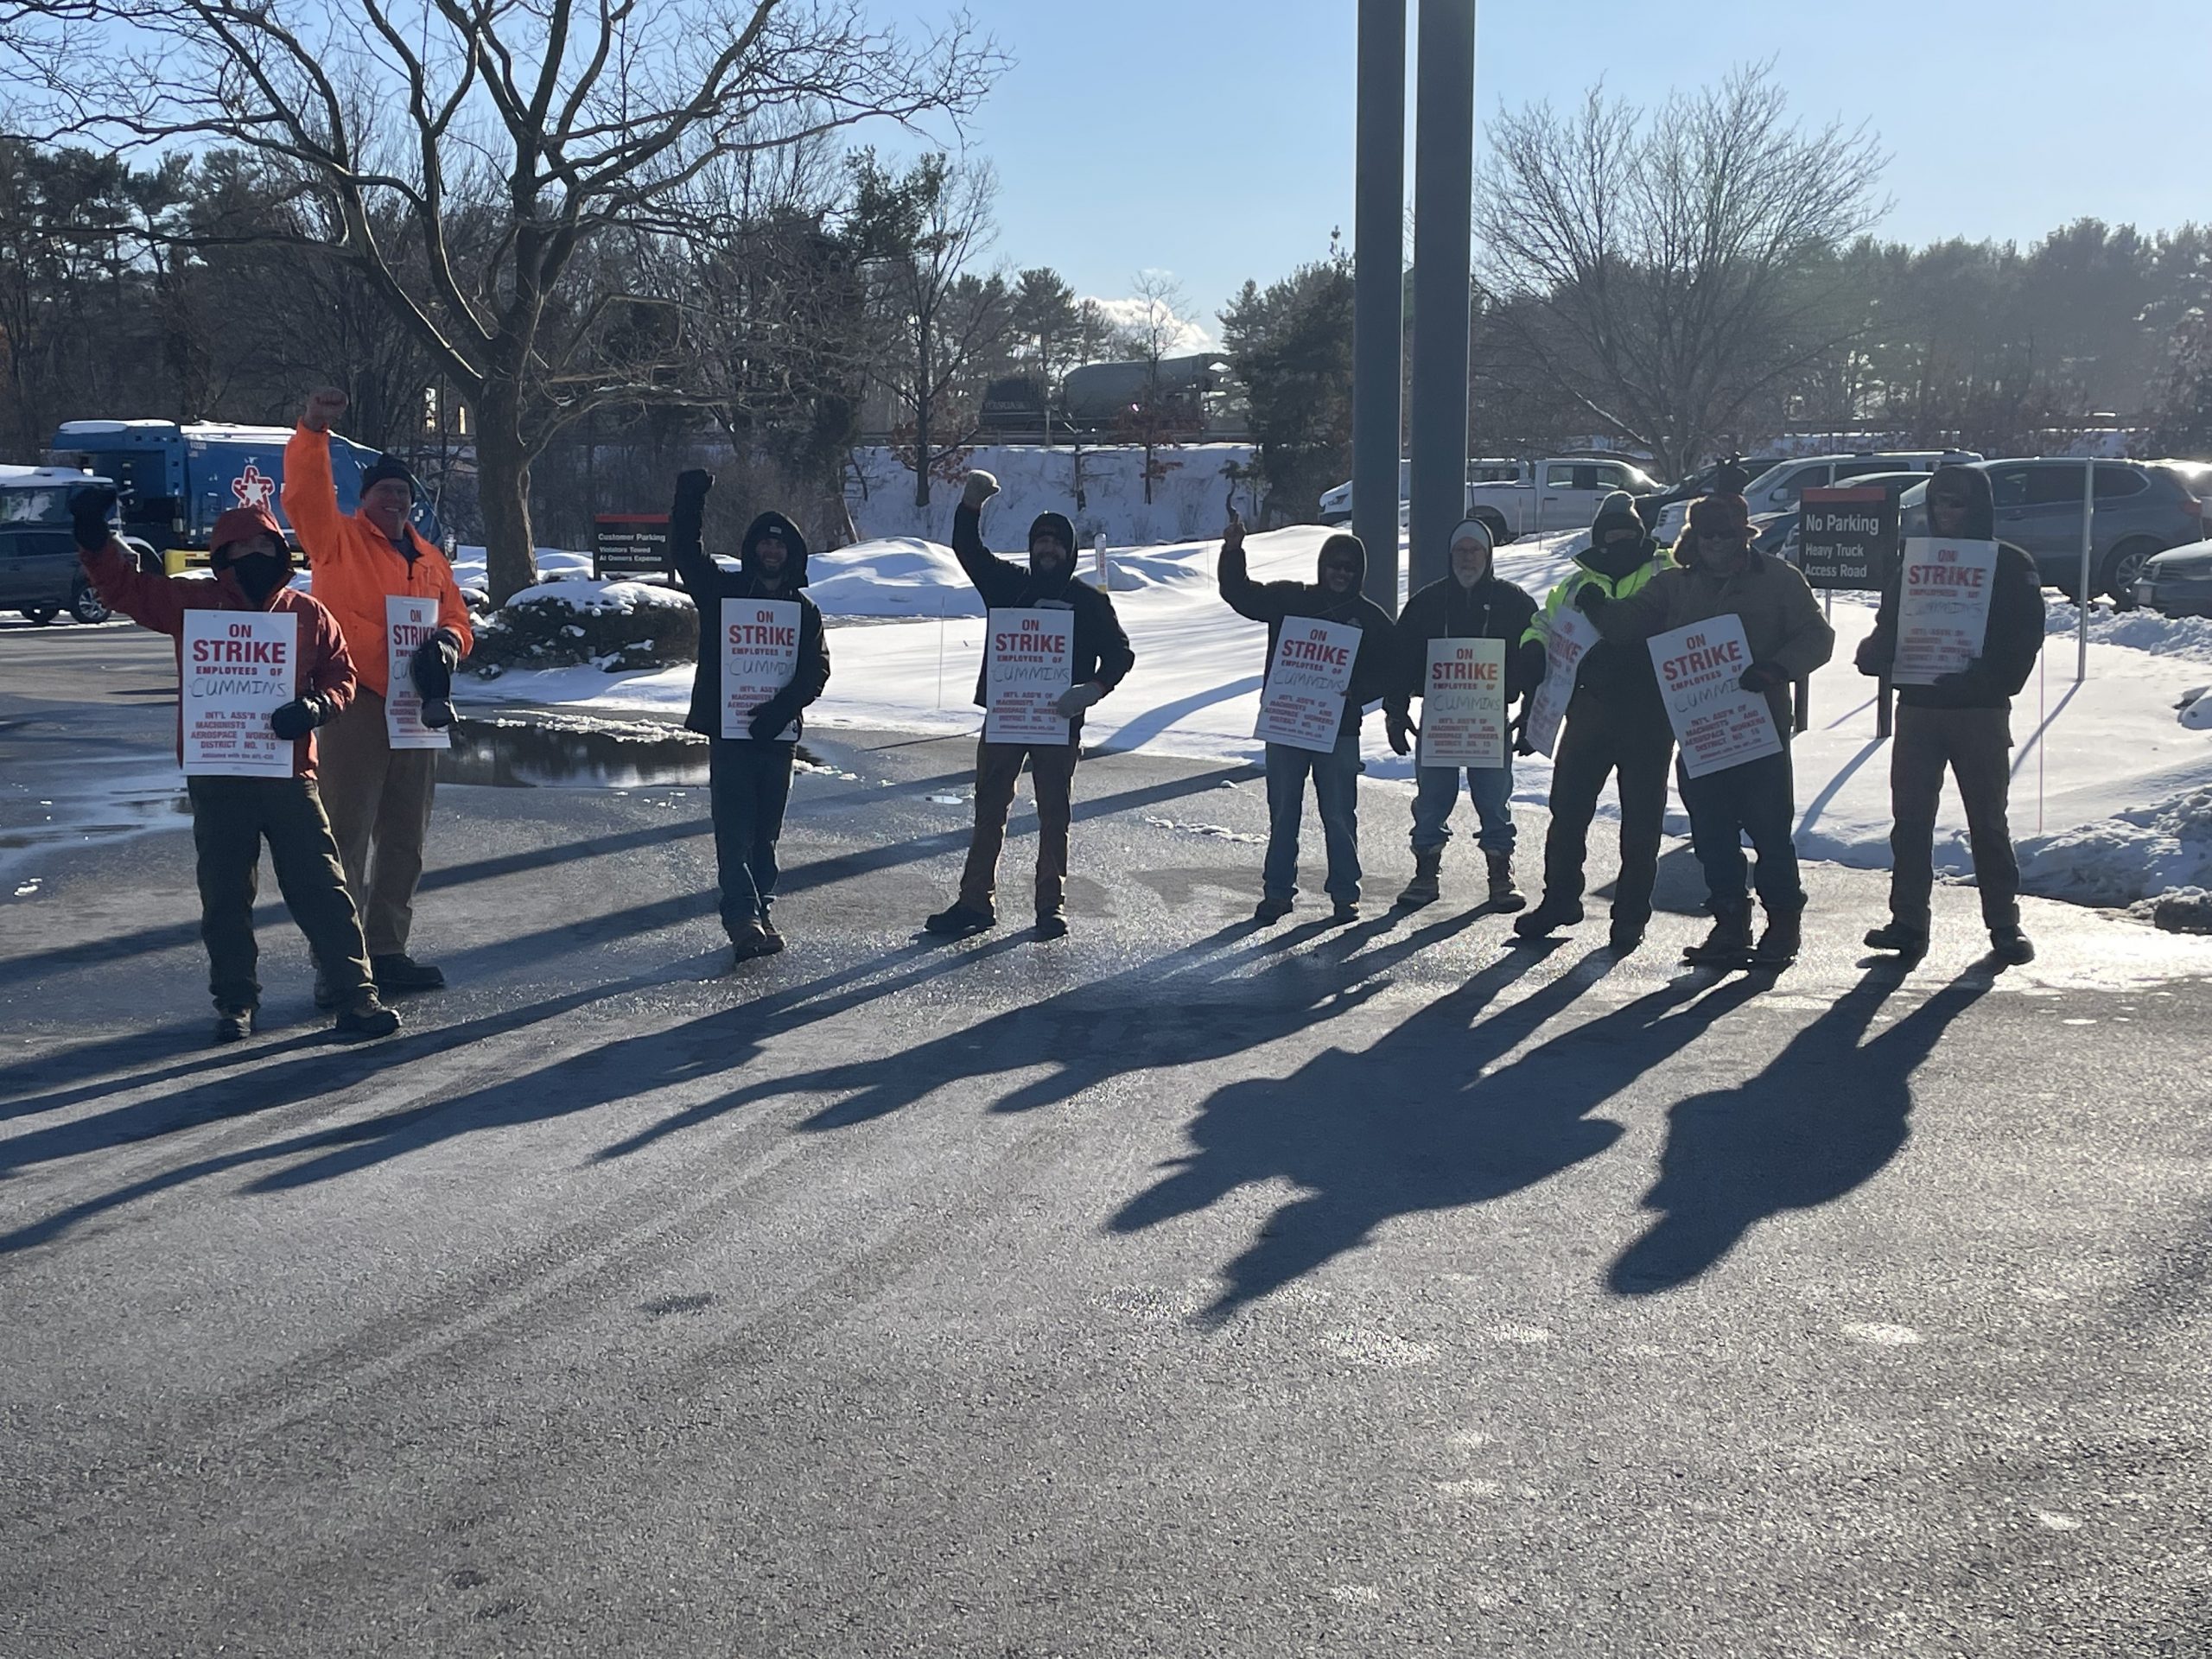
left=1899, top=460, right=2208, bottom=603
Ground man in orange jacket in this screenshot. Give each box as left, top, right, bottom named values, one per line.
left=284, top=387, right=474, bottom=1000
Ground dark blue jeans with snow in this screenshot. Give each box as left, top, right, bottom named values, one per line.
left=1262, top=728, right=1363, bottom=906
left=1409, top=759, right=1515, bottom=856
left=709, top=738, right=794, bottom=933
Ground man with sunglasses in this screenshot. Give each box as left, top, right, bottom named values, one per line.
left=1854, top=464, right=2044, bottom=963
left=1578, top=491, right=1834, bottom=968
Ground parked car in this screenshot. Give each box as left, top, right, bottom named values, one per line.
left=1638, top=453, right=1786, bottom=526
left=1, top=465, right=120, bottom=623
left=2136, top=538, right=2212, bottom=618
left=1656, top=450, right=1981, bottom=546
left=1461, top=454, right=1662, bottom=542
left=1317, top=458, right=1527, bottom=528
left=1897, top=459, right=2209, bottom=603
left=46, top=418, right=449, bottom=574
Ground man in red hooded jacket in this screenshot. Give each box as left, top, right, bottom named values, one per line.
left=73, top=486, right=402, bottom=1044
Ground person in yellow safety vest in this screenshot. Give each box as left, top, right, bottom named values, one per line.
left=1512, top=492, right=1676, bottom=955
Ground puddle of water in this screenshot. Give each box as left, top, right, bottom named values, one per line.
left=436, top=716, right=829, bottom=790
left=0, top=772, right=191, bottom=878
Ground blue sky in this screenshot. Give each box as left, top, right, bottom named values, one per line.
left=880, top=0, right=2209, bottom=334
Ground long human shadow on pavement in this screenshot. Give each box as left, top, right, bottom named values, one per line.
left=1606, top=963, right=1993, bottom=1295
left=0, top=934, right=1006, bottom=1249
left=594, top=905, right=1499, bottom=1160
left=1113, top=956, right=1767, bottom=1323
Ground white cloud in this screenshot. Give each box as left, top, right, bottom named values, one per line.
left=1079, top=293, right=1217, bottom=355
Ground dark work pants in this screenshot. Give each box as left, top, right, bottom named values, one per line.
left=709, top=738, right=796, bottom=933
left=1675, top=745, right=1803, bottom=917
left=186, top=776, right=376, bottom=1012
left=1541, top=694, right=1675, bottom=930
left=959, top=738, right=1080, bottom=918
left=1887, top=702, right=2020, bottom=931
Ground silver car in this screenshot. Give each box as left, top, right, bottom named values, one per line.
left=1899, top=460, right=2209, bottom=604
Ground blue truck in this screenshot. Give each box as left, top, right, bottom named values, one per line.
left=46, top=419, right=448, bottom=575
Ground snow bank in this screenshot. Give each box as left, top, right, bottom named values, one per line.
left=2044, top=601, right=2212, bottom=665
left=2016, top=787, right=2212, bottom=906
left=500, top=576, right=691, bottom=614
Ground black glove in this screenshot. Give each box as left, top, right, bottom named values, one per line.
left=410, top=631, right=457, bottom=702
left=71, top=485, right=118, bottom=552
left=270, top=695, right=332, bottom=741
left=1383, top=709, right=1414, bottom=756
left=1738, top=661, right=1786, bottom=695
left=747, top=692, right=798, bottom=741
left=1853, top=637, right=1885, bottom=677
left=1573, top=582, right=1607, bottom=617
left=1511, top=709, right=1535, bottom=758
left=671, top=468, right=714, bottom=535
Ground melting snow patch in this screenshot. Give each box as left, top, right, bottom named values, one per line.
left=1144, top=817, right=1266, bottom=845
left=1326, top=1586, right=1382, bottom=1607
left=2035, top=1510, right=2084, bottom=1531
left=1326, top=1328, right=1438, bottom=1369
left=13, top=880, right=39, bottom=896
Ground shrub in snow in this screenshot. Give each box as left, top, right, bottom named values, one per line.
left=467, top=577, right=697, bottom=673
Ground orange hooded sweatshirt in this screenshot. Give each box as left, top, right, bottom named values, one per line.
left=282, top=425, right=473, bottom=698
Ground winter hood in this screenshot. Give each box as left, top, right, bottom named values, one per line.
left=1924, top=464, right=1995, bottom=542
left=741, top=510, right=811, bottom=588
left=1316, top=531, right=1368, bottom=586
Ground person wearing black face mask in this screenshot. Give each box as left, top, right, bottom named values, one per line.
left=1577, top=490, right=1835, bottom=969
left=1514, top=492, right=1676, bottom=952
left=1219, top=516, right=1396, bottom=925
left=72, top=493, right=400, bottom=1044
left=925, top=470, right=1135, bottom=941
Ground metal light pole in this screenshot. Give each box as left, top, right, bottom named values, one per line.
left=1407, top=0, right=1477, bottom=596
left=1351, top=0, right=1406, bottom=607
left=2077, top=452, right=2094, bottom=683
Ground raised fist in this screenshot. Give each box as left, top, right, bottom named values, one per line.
left=961, top=470, right=1001, bottom=510
left=303, top=387, right=349, bottom=432
left=70, top=484, right=118, bottom=551
left=674, top=468, right=715, bottom=507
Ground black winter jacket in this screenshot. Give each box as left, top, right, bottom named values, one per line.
left=1387, top=573, right=1543, bottom=717
left=950, top=503, right=1135, bottom=730
left=1217, top=536, right=1397, bottom=740
left=1858, top=539, right=2045, bottom=709
left=671, top=504, right=832, bottom=742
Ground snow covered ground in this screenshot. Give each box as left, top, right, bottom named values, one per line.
left=452, top=513, right=2212, bottom=912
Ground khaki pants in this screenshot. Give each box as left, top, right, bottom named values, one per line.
left=317, top=688, right=439, bottom=957
left=1888, top=702, right=2019, bottom=931
left=958, top=739, right=1079, bottom=918
left=186, top=777, right=374, bottom=1011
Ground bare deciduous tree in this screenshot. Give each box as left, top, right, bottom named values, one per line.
left=1, top=0, right=999, bottom=599
left=1475, top=62, right=1886, bottom=478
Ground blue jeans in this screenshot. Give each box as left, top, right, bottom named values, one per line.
left=1263, top=729, right=1363, bottom=905
left=1409, top=759, right=1516, bottom=856
left=1675, top=746, right=1802, bottom=916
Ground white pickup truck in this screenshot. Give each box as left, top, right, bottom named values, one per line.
left=1317, top=455, right=1660, bottom=543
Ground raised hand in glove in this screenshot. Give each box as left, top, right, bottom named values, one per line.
left=673, top=468, right=714, bottom=511
left=70, top=485, right=118, bottom=552
left=961, top=470, right=1001, bottom=511
left=270, top=695, right=333, bottom=741
left=1384, top=708, right=1415, bottom=756
left=1052, top=681, right=1106, bottom=719
left=747, top=693, right=798, bottom=741
left=1738, top=661, right=1787, bottom=695
left=1573, top=581, right=1608, bottom=617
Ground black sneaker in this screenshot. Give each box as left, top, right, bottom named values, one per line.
left=312, top=967, right=340, bottom=1010
left=727, top=920, right=774, bottom=964
left=1683, top=908, right=1755, bottom=967
left=1989, top=925, right=2035, bottom=964
left=756, top=918, right=786, bottom=955
left=1033, top=912, right=1070, bottom=941
left=1253, top=894, right=1294, bottom=924
left=1325, top=899, right=1360, bottom=927
left=334, top=993, right=401, bottom=1040
left=213, top=1005, right=256, bottom=1044
left=1606, top=920, right=1644, bottom=955
left=924, top=901, right=997, bottom=938
left=372, top=953, right=447, bottom=995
